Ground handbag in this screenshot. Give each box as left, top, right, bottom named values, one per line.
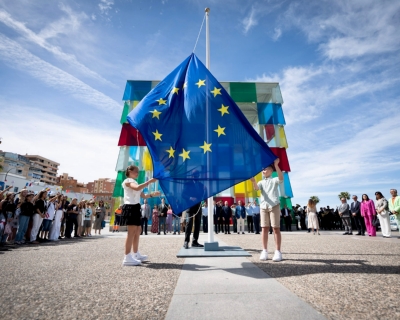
left=101, top=220, right=106, bottom=229
left=372, top=215, right=380, bottom=227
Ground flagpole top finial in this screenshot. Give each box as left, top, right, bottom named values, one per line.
left=205, top=7, right=210, bottom=13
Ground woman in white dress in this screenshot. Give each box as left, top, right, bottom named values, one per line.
left=49, top=194, right=64, bottom=241
left=306, top=199, right=320, bottom=235
left=375, top=191, right=391, bottom=238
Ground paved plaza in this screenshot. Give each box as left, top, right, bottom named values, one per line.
left=0, top=228, right=399, bottom=320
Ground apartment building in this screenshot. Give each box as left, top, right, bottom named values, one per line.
left=25, top=154, right=60, bottom=185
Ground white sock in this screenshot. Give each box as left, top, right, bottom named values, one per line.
left=263, top=249, right=268, bottom=253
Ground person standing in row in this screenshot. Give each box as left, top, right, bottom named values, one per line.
left=246, top=202, right=254, bottom=233
left=140, top=199, right=150, bottom=235
left=388, top=189, right=400, bottom=237
left=166, top=205, right=173, bottom=233
left=235, top=201, right=246, bottom=234
left=250, top=158, right=283, bottom=262
left=361, top=194, right=376, bottom=237
left=151, top=205, right=159, bottom=234
left=375, top=192, right=391, bottom=238
left=93, top=201, right=106, bottom=235
left=30, top=190, right=48, bottom=244
left=252, top=201, right=261, bottom=234
left=158, top=198, right=168, bottom=235
left=214, top=201, right=223, bottom=234
left=338, top=198, right=352, bottom=235
left=65, top=198, right=79, bottom=238
left=84, top=201, right=94, bottom=236
left=281, top=204, right=292, bottom=232
left=202, top=201, right=208, bottom=233
left=121, top=165, right=159, bottom=266
left=40, top=194, right=57, bottom=240
left=306, top=199, right=320, bottom=235
left=221, top=201, right=231, bottom=234
left=15, top=193, right=35, bottom=245
left=351, top=195, right=365, bottom=236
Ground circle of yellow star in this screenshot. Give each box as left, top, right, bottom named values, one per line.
left=210, top=87, right=222, bottom=97
left=156, top=98, right=167, bottom=105
left=166, top=146, right=175, bottom=158
left=150, top=109, right=162, bottom=119
left=218, top=104, right=229, bottom=116
left=199, top=141, right=212, bottom=154
left=171, top=87, right=179, bottom=95
left=179, top=148, right=190, bottom=161
left=195, top=79, right=206, bottom=88
left=214, top=125, right=226, bottom=137
left=152, top=129, right=162, bottom=141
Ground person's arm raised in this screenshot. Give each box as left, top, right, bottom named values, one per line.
left=125, top=178, right=157, bottom=191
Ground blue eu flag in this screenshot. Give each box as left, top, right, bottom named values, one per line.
left=127, top=53, right=276, bottom=213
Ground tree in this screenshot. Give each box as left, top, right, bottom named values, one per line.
left=310, top=196, right=320, bottom=204
left=338, top=192, right=351, bottom=200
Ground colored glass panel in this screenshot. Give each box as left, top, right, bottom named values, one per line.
left=115, top=146, right=130, bottom=171
left=265, top=125, right=275, bottom=141
left=278, top=126, right=288, bottom=148
left=118, top=124, right=147, bottom=146
left=122, top=81, right=152, bottom=101
left=112, top=171, right=125, bottom=197
left=283, top=172, right=293, bottom=198
left=270, top=148, right=291, bottom=172
left=142, top=148, right=153, bottom=171
left=257, top=103, right=286, bottom=125
left=230, top=82, right=257, bottom=102
left=255, top=83, right=273, bottom=103
left=280, top=197, right=292, bottom=209
left=120, top=102, right=130, bottom=124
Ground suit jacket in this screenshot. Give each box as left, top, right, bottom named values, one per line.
left=158, top=203, right=168, bottom=217
left=281, top=208, right=292, bottom=220
left=235, top=205, right=246, bottom=219
left=141, top=203, right=151, bottom=219
left=214, top=205, right=222, bottom=219
left=221, top=206, right=232, bottom=220
left=350, top=201, right=361, bottom=216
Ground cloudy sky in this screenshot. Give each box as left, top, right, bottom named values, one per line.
left=1, top=0, right=399, bottom=207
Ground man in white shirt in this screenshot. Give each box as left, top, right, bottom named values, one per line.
left=141, top=199, right=151, bottom=235
left=250, top=158, right=284, bottom=262
left=202, top=202, right=208, bottom=233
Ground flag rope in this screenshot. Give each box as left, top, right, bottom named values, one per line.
left=192, top=13, right=206, bottom=53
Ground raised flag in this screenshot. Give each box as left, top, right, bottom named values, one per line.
left=127, top=53, right=276, bottom=213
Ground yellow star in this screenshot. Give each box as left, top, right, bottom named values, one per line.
left=166, top=146, right=175, bottom=158
left=195, top=79, right=206, bottom=88
left=150, top=109, right=162, bottom=119
left=210, top=87, right=222, bottom=97
left=199, top=141, right=212, bottom=154
left=214, top=125, right=226, bottom=137
left=156, top=98, right=167, bottom=105
left=152, top=129, right=162, bottom=141
left=171, top=87, right=179, bottom=95
left=182, top=82, right=187, bottom=89
left=218, top=104, right=229, bottom=116
left=179, top=148, right=190, bottom=161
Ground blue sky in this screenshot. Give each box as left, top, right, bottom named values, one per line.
left=1, top=0, right=399, bottom=208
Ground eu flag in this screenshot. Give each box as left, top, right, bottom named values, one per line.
left=127, top=53, right=276, bottom=213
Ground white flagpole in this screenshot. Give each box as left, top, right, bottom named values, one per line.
left=205, top=7, right=217, bottom=249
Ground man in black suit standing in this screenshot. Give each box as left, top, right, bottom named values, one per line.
left=213, top=200, right=222, bottom=234
left=158, top=198, right=168, bottom=235
left=351, top=195, right=365, bottom=235
left=221, top=201, right=232, bottom=234
left=281, top=205, right=292, bottom=231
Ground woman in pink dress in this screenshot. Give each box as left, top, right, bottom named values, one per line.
left=151, top=205, right=159, bottom=234
left=361, top=194, right=376, bottom=236
left=166, top=205, right=173, bottom=233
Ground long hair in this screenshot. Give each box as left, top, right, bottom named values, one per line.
left=37, top=190, right=47, bottom=200
left=375, top=191, right=384, bottom=199
left=307, top=199, right=315, bottom=208
left=362, top=194, right=370, bottom=201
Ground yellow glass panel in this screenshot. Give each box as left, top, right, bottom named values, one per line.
left=234, top=181, right=246, bottom=193
left=278, top=126, right=288, bottom=148
left=142, top=148, right=153, bottom=171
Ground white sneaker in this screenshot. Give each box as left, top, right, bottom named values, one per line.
left=272, top=250, right=282, bottom=262
left=122, top=254, right=141, bottom=266
left=134, top=251, right=148, bottom=261
left=260, top=250, right=268, bottom=261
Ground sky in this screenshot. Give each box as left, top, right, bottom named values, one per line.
left=1, top=0, right=399, bottom=208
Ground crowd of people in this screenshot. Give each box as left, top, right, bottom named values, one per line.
left=0, top=186, right=108, bottom=247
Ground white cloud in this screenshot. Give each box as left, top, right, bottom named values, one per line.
left=99, top=0, right=114, bottom=15
left=242, top=6, right=258, bottom=34
left=0, top=34, right=120, bottom=113
left=272, top=27, right=282, bottom=41
left=0, top=104, right=120, bottom=183
left=0, top=7, right=113, bottom=85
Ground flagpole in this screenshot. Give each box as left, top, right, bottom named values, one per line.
left=204, top=7, right=218, bottom=250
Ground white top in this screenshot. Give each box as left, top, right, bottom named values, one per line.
left=46, top=202, right=56, bottom=220
left=123, top=178, right=141, bottom=204
left=202, top=207, right=208, bottom=217
left=257, top=177, right=283, bottom=209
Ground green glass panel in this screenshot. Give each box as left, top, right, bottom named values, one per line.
left=279, top=197, right=292, bottom=209
left=112, top=171, right=125, bottom=197
left=137, top=170, right=146, bottom=184
left=230, top=82, right=257, bottom=103
left=120, top=102, right=130, bottom=124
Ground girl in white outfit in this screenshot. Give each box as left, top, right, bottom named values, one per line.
left=306, top=199, right=320, bottom=235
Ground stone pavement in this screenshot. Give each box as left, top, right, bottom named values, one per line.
left=0, top=227, right=398, bottom=320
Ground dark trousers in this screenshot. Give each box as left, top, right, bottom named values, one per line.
left=223, top=217, right=230, bottom=233
left=185, top=210, right=202, bottom=243
left=253, top=214, right=260, bottom=233
left=232, top=216, right=237, bottom=233
left=354, top=215, right=365, bottom=234
left=202, top=216, right=208, bottom=233
left=216, top=218, right=223, bottom=233
left=141, top=217, right=148, bottom=235
left=158, top=217, right=166, bottom=234
left=284, top=216, right=292, bottom=231
left=247, top=216, right=254, bottom=233
left=66, top=215, right=78, bottom=238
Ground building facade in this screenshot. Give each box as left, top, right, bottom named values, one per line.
left=25, top=154, right=60, bottom=185
left=57, top=173, right=88, bottom=193
left=0, top=151, right=31, bottom=178
left=87, top=178, right=116, bottom=220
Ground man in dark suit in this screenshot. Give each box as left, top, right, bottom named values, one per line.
left=214, top=200, right=222, bottom=234
left=182, top=170, right=205, bottom=249
left=351, top=195, right=365, bottom=235
left=158, top=198, right=168, bottom=235
left=281, top=205, right=292, bottom=231
left=221, top=201, right=232, bottom=234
